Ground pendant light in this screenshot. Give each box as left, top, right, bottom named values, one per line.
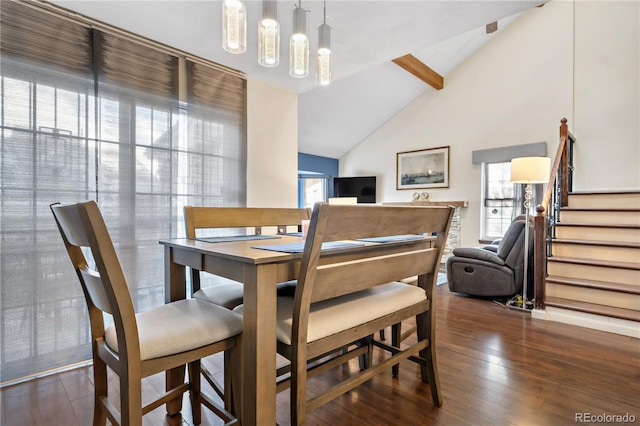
left=258, top=1, right=280, bottom=67
left=289, top=1, right=309, bottom=78
left=222, top=0, right=247, bottom=54
left=317, top=0, right=331, bottom=85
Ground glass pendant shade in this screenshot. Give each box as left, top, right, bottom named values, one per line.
left=258, top=1, right=279, bottom=67
left=289, top=6, right=309, bottom=78
left=317, top=23, right=331, bottom=85
left=222, top=0, right=246, bottom=54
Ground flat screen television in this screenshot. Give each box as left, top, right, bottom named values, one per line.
left=333, top=176, right=377, bottom=203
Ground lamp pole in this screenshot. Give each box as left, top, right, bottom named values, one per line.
left=521, top=182, right=533, bottom=310
left=509, top=156, right=551, bottom=311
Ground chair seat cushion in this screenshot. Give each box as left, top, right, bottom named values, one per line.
left=194, top=280, right=299, bottom=308
left=193, top=282, right=245, bottom=309
left=400, top=276, right=418, bottom=285
left=234, top=281, right=426, bottom=345
left=105, top=299, right=243, bottom=360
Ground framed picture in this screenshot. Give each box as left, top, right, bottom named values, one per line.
left=396, top=146, right=450, bottom=190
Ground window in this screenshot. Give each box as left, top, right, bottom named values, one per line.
left=297, top=154, right=338, bottom=209
left=482, top=160, right=545, bottom=241
left=0, top=1, right=246, bottom=384
left=298, top=173, right=328, bottom=209
left=482, top=161, right=515, bottom=240
left=473, top=142, right=547, bottom=242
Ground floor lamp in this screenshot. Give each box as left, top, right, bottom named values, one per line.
left=508, top=156, right=551, bottom=311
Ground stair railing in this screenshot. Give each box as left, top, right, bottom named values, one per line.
left=533, top=118, right=576, bottom=309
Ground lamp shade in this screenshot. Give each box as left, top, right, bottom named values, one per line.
left=511, top=156, right=551, bottom=183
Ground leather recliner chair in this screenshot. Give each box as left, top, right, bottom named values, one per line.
left=446, top=216, right=533, bottom=297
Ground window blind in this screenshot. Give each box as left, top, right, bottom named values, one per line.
left=185, top=60, right=247, bottom=208
left=0, top=1, right=92, bottom=77
left=0, top=0, right=247, bottom=385
left=94, top=30, right=178, bottom=98
left=472, top=141, right=547, bottom=165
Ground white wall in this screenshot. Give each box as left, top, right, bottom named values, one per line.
left=247, top=78, right=299, bottom=207
left=340, top=0, right=639, bottom=247
left=573, top=0, right=640, bottom=191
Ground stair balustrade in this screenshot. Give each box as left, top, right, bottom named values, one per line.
left=533, top=118, right=575, bottom=309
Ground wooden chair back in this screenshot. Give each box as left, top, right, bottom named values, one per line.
left=184, top=206, right=311, bottom=238
left=184, top=206, right=311, bottom=294
left=286, top=202, right=454, bottom=423
left=51, top=201, right=135, bottom=352
left=51, top=201, right=242, bottom=425
left=298, top=203, right=452, bottom=304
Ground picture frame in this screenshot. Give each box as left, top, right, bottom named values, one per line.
left=396, top=146, right=450, bottom=190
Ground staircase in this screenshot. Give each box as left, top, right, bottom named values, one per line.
left=543, top=191, right=640, bottom=333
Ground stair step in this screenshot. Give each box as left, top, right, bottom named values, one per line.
left=568, top=191, right=640, bottom=209
left=546, top=275, right=640, bottom=295
left=551, top=239, right=640, bottom=263
left=548, top=256, right=640, bottom=270
left=560, top=207, right=640, bottom=212
left=556, top=222, right=640, bottom=229
left=552, top=238, right=640, bottom=249
left=555, top=223, right=640, bottom=243
left=545, top=296, right=640, bottom=322
left=547, top=257, right=640, bottom=286
left=559, top=208, right=640, bottom=226
left=546, top=280, right=640, bottom=310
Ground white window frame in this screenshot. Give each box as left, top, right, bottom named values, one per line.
left=481, top=161, right=515, bottom=241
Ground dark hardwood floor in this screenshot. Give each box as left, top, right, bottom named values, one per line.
left=2, top=285, right=639, bottom=425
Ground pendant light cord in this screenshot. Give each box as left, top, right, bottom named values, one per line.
left=323, top=0, right=326, bottom=24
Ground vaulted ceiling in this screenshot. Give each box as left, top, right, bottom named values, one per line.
left=53, top=0, right=546, bottom=159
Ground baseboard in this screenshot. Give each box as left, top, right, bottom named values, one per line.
left=532, top=307, right=640, bottom=338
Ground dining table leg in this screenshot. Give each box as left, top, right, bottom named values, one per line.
left=240, top=263, right=278, bottom=426
left=164, top=245, right=186, bottom=416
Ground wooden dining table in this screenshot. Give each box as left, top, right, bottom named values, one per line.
left=160, top=232, right=436, bottom=425
left=160, top=234, right=310, bottom=425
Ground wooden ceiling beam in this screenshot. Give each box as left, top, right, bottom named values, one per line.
left=392, top=54, right=444, bottom=90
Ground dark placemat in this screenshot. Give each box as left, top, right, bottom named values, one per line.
left=356, top=234, right=426, bottom=243
left=196, top=234, right=280, bottom=243
left=252, top=241, right=364, bottom=253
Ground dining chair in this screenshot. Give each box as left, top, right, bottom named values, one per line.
left=51, top=201, right=243, bottom=426
left=184, top=206, right=311, bottom=309
left=266, top=202, right=454, bottom=425
left=330, top=200, right=420, bottom=343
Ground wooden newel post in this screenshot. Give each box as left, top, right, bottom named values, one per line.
left=560, top=118, right=569, bottom=207
left=533, top=204, right=547, bottom=309
left=559, top=117, right=568, bottom=139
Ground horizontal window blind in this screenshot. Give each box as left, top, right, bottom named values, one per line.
left=0, top=0, right=247, bottom=385
left=472, top=142, right=547, bottom=165
left=185, top=60, right=247, bottom=208
left=0, top=1, right=92, bottom=77
left=95, top=30, right=178, bottom=98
